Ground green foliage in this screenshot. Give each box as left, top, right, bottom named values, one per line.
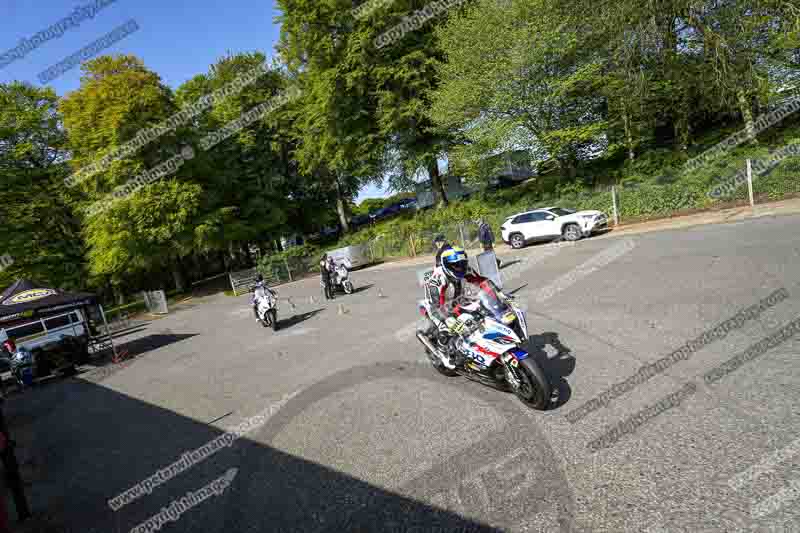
left=257, top=243, right=322, bottom=282
left=320, top=121, right=800, bottom=260
left=0, top=82, right=87, bottom=290
left=3, top=0, right=799, bottom=301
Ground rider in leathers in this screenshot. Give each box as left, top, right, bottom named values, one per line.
left=252, top=274, right=276, bottom=320
left=425, top=245, right=515, bottom=367
left=424, top=246, right=487, bottom=366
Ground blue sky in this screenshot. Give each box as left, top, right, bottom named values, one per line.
left=0, top=0, right=388, bottom=202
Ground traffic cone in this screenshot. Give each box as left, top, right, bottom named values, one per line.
left=288, top=297, right=296, bottom=310
left=378, top=287, right=386, bottom=298
left=338, top=303, right=349, bottom=315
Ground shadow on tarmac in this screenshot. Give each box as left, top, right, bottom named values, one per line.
left=276, top=308, right=324, bottom=330
left=5, top=372, right=508, bottom=532
left=523, top=331, right=576, bottom=409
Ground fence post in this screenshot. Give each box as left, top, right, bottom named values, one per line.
left=229, top=272, right=237, bottom=296
left=459, top=223, right=467, bottom=249
left=746, top=159, right=755, bottom=208
left=409, top=235, right=416, bottom=257
left=284, top=257, right=293, bottom=282
left=611, top=185, right=619, bottom=226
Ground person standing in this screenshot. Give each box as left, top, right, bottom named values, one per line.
left=477, top=218, right=501, bottom=268
left=320, top=254, right=334, bottom=300
left=326, top=256, right=337, bottom=289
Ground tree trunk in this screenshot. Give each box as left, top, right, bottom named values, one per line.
left=242, top=243, right=253, bottom=266
left=228, top=241, right=237, bottom=269
left=334, top=176, right=351, bottom=233
left=558, top=158, right=576, bottom=180
left=428, top=160, right=448, bottom=206
left=623, top=107, right=635, bottom=161
left=738, top=88, right=758, bottom=145
left=258, top=241, right=270, bottom=259
left=171, top=260, right=187, bottom=293
left=113, top=284, right=125, bottom=306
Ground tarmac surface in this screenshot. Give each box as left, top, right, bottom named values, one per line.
left=6, top=210, right=800, bottom=532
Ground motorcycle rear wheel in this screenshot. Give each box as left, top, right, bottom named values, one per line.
left=509, top=358, right=551, bottom=410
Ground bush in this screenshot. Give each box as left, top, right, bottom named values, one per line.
left=261, top=124, right=800, bottom=274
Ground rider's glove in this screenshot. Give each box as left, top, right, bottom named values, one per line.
left=445, top=317, right=465, bottom=335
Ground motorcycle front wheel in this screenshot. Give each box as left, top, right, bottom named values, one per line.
left=508, top=358, right=551, bottom=410
left=343, top=280, right=354, bottom=294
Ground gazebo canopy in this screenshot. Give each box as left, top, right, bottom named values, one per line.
left=0, top=279, right=97, bottom=325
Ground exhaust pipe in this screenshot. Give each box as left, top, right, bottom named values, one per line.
left=417, top=332, right=448, bottom=364
left=416, top=331, right=439, bottom=354
left=417, top=332, right=460, bottom=371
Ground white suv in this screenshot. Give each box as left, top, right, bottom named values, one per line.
left=500, top=207, right=608, bottom=249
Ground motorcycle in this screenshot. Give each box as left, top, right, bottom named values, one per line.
left=331, top=263, right=354, bottom=295
left=416, top=279, right=552, bottom=410
left=254, top=286, right=279, bottom=331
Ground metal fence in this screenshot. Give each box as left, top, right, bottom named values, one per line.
left=231, top=254, right=321, bottom=294
left=229, top=268, right=270, bottom=296
left=359, top=221, right=485, bottom=261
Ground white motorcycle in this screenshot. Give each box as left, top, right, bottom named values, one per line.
left=416, top=279, right=552, bottom=410
left=254, top=286, right=278, bottom=331
left=332, top=263, right=354, bottom=294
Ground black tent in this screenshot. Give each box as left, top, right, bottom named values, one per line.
left=0, top=279, right=97, bottom=325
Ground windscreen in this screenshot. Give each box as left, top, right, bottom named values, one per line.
left=477, top=280, right=511, bottom=321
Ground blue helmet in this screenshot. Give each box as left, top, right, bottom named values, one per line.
left=440, top=246, right=468, bottom=280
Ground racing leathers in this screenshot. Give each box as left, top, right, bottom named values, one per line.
left=425, top=264, right=487, bottom=333
left=252, top=281, right=276, bottom=320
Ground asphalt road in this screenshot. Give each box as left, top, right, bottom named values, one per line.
left=9, top=213, right=800, bottom=532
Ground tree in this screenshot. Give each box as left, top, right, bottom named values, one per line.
left=432, top=0, right=608, bottom=181
left=276, top=0, right=462, bottom=213
left=0, top=82, right=87, bottom=289
left=175, top=52, right=297, bottom=263
left=60, top=55, right=203, bottom=297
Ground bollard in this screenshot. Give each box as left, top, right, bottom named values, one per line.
left=378, top=288, right=386, bottom=299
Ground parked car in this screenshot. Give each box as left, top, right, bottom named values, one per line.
left=500, top=207, right=609, bottom=249
left=350, top=214, right=371, bottom=228
left=397, top=198, right=417, bottom=210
